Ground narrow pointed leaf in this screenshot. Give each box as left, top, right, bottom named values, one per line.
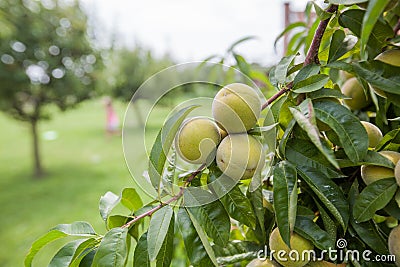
left=274, top=54, right=298, bottom=84
left=361, top=0, right=390, bottom=54
left=156, top=211, right=174, bottom=267
left=185, top=190, right=230, bottom=246
left=147, top=205, right=174, bottom=260
left=297, top=166, right=349, bottom=230
left=313, top=101, right=368, bottom=162
left=134, top=233, right=150, bottom=267
left=273, top=161, right=298, bottom=248
left=293, top=74, right=329, bottom=93
left=209, top=169, right=256, bottom=228
left=289, top=103, right=339, bottom=168
left=354, top=178, right=398, bottom=223
left=49, top=239, right=88, bottom=267
left=177, top=208, right=213, bottom=266
left=148, top=105, right=199, bottom=189
left=295, top=215, right=334, bottom=250
left=92, top=227, right=128, bottom=267
left=187, top=208, right=218, bottom=266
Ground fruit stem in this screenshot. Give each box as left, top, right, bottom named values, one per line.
left=122, top=163, right=206, bottom=229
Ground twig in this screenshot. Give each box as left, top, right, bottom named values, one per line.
left=261, top=82, right=293, bottom=110
left=394, top=18, right=400, bottom=35
left=304, top=5, right=339, bottom=65
left=122, top=163, right=205, bottom=228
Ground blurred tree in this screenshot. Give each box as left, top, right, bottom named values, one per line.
left=0, top=0, right=101, bottom=178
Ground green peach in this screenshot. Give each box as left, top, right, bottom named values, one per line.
left=269, top=228, right=314, bottom=267
left=341, top=77, right=370, bottom=110
left=388, top=225, right=400, bottom=267
left=212, top=83, right=261, bottom=133
left=246, top=259, right=280, bottom=267
left=175, top=117, right=221, bottom=164
left=360, top=121, right=383, bottom=148
left=361, top=151, right=400, bottom=185
left=372, top=50, right=400, bottom=98
left=216, top=134, right=264, bottom=180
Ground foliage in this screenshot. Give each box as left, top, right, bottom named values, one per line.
left=26, top=1, right=400, bottom=267
left=0, top=0, right=100, bottom=177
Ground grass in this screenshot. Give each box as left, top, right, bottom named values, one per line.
left=0, top=99, right=164, bottom=266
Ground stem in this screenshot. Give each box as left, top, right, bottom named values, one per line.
left=304, top=5, right=338, bottom=65
left=122, top=163, right=205, bottom=228
left=394, top=18, right=400, bottom=35
left=261, top=82, right=293, bottom=110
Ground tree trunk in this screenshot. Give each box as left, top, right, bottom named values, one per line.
left=31, top=119, right=44, bottom=178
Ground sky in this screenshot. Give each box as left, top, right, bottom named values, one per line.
left=80, top=0, right=313, bottom=65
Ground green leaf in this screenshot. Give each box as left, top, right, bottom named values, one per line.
left=273, top=161, right=298, bottom=248
left=353, top=178, right=398, bottom=223
left=91, top=227, right=128, bottom=267
left=148, top=105, right=198, bottom=189
left=120, top=188, right=143, bottom=211
left=328, top=29, right=355, bottom=63
left=186, top=208, right=219, bottom=266
left=156, top=211, right=174, bottom=267
left=308, top=88, right=350, bottom=100
left=376, top=128, right=400, bottom=151
left=313, top=101, right=368, bottom=162
left=147, top=205, right=174, bottom=260
left=339, top=9, right=392, bottom=55
left=293, top=74, right=329, bottom=93
left=274, top=54, right=298, bottom=84
left=185, top=191, right=230, bottom=246
left=348, top=179, right=390, bottom=255
left=214, top=241, right=261, bottom=265
left=25, top=222, right=97, bottom=267
left=297, top=166, right=349, bottom=230
left=134, top=233, right=150, bottom=267
left=99, top=191, right=120, bottom=221
left=361, top=0, right=390, bottom=54
left=286, top=139, right=345, bottom=178
left=233, top=53, right=250, bottom=75
left=48, top=239, right=88, bottom=267
left=295, top=216, right=334, bottom=250
left=289, top=102, right=339, bottom=168
left=247, top=185, right=266, bottom=243
left=208, top=169, right=256, bottom=228
left=315, top=202, right=337, bottom=245
left=69, top=238, right=98, bottom=267
left=293, top=64, right=320, bottom=86
left=337, top=150, right=394, bottom=168
left=353, top=61, right=400, bottom=95
left=177, top=208, right=213, bottom=266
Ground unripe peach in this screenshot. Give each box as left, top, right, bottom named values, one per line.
left=216, top=134, right=264, bottom=180
left=212, top=83, right=261, bottom=133
left=372, top=50, right=400, bottom=98
left=305, top=261, right=347, bottom=266
left=269, top=228, right=314, bottom=267
left=175, top=117, right=221, bottom=164
left=361, top=151, right=400, bottom=185
left=388, top=225, right=400, bottom=267
left=360, top=121, right=383, bottom=148
left=341, top=77, right=370, bottom=110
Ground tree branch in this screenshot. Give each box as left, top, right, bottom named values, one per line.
left=304, top=5, right=338, bottom=65
left=122, top=163, right=205, bottom=228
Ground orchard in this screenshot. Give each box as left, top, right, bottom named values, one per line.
left=26, top=1, right=400, bottom=267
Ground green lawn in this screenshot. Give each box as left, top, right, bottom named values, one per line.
left=0, top=99, right=161, bottom=266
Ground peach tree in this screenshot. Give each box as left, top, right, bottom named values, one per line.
left=26, top=1, right=400, bottom=266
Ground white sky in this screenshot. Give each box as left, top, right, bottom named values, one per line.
left=80, top=0, right=312, bottom=65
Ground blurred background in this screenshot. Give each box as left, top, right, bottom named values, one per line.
left=0, top=0, right=313, bottom=265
